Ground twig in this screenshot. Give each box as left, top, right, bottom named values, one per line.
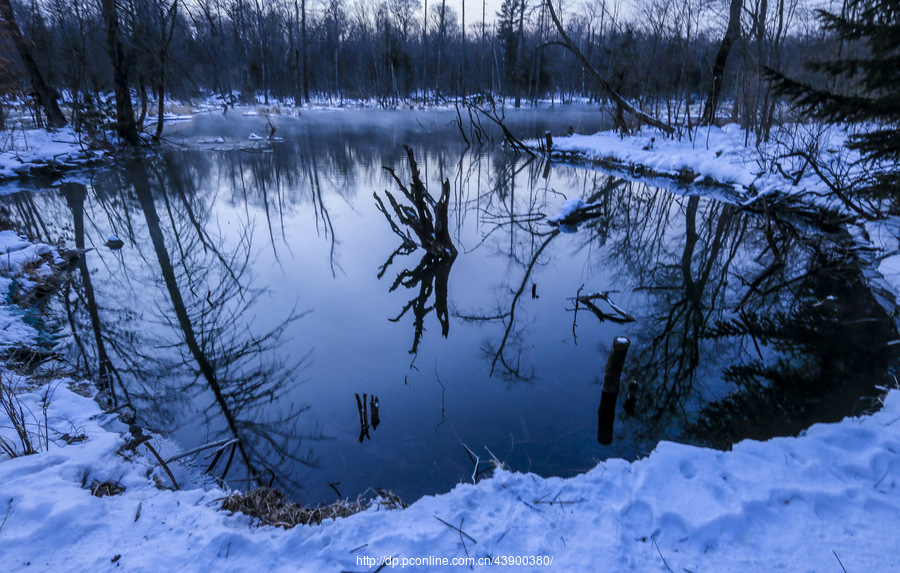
left=434, top=515, right=478, bottom=544
left=652, top=538, right=675, bottom=573
left=0, top=498, right=11, bottom=534
left=143, top=441, right=179, bottom=490
left=165, top=438, right=237, bottom=464
left=833, top=550, right=848, bottom=573
left=572, top=284, right=584, bottom=345
left=462, top=443, right=480, bottom=483
left=532, top=494, right=583, bottom=507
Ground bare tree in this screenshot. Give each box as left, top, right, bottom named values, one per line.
left=99, top=0, right=140, bottom=145
left=700, top=0, right=743, bottom=125
left=0, top=0, right=67, bottom=127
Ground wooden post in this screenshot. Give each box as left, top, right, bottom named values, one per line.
left=598, top=337, right=630, bottom=445
left=544, top=130, right=553, bottom=152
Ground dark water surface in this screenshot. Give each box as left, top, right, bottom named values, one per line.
left=3, top=109, right=897, bottom=504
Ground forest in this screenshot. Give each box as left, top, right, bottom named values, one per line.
left=0, top=0, right=868, bottom=140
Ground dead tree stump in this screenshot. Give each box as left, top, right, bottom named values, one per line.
left=598, top=337, right=630, bottom=445
left=375, top=146, right=457, bottom=260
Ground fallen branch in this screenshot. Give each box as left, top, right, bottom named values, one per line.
left=567, top=291, right=636, bottom=324
left=434, top=515, right=478, bottom=545
left=143, top=441, right=179, bottom=490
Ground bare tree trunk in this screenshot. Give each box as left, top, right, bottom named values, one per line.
left=0, top=0, right=67, bottom=128
left=301, top=0, right=310, bottom=102
left=701, top=0, right=743, bottom=125
left=99, top=0, right=140, bottom=145
left=514, top=0, right=524, bottom=107
left=423, top=0, right=428, bottom=101
left=436, top=0, right=446, bottom=100
left=460, top=0, right=466, bottom=97
left=156, top=0, right=180, bottom=140
left=544, top=0, right=674, bottom=134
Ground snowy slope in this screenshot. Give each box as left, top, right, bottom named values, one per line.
left=0, top=374, right=898, bottom=572
left=541, top=124, right=870, bottom=210
left=0, top=127, right=102, bottom=181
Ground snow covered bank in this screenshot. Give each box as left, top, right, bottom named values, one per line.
left=541, top=124, right=865, bottom=208
left=0, top=127, right=103, bottom=181
left=1, top=367, right=898, bottom=571
left=1, top=131, right=899, bottom=571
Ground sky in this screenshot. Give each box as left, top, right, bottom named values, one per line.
left=425, top=0, right=505, bottom=26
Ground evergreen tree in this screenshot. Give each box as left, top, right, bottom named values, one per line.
left=496, top=0, right=523, bottom=98
left=768, top=0, right=899, bottom=200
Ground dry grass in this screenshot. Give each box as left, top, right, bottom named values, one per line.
left=90, top=480, right=126, bottom=497
left=0, top=375, right=40, bottom=457
left=221, top=486, right=406, bottom=529
left=164, top=103, right=195, bottom=116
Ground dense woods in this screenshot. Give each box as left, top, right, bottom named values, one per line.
left=0, top=0, right=861, bottom=132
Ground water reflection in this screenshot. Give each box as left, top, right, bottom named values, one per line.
left=7, top=155, right=319, bottom=492
left=382, top=252, right=454, bottom=356
left=0, top=111, right=896, bottom=505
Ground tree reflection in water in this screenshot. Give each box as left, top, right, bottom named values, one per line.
left=463, top=163, right=898, bottom=447
left=5, top=156, right=321, bottom=493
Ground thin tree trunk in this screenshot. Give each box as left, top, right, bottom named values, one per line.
left=301, top=0, right=309, bottom=102
left=514, top=0, right=524, bottom=107
left=156, top=0, right=179, bottom=140
left=701, top=0, right=743, bottom=125
left=99, top=0, right=140, bottom=145
left=436, top=0, right=446, bottom=100
left=0, top=0, right=67, bottom=127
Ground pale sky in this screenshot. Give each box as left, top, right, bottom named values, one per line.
left=432, top=0, right=505, bottom=26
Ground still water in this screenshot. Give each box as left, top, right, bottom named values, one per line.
left=3, top=109, right=897, bottom=504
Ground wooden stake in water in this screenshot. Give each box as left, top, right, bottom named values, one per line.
left=598, top=337, right=630, bottom=445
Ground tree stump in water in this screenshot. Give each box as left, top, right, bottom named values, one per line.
left=598, top=337, right=630, bottom=445
left=375, top=146, right=457, bottom=261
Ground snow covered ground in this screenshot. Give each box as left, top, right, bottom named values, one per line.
left=0, top=127, right=102, bottom=181
left=542, top=123, right=866, bottom=209
left=2, top=126, right=900, bottom=571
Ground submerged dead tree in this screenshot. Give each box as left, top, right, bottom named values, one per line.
left=375, top=146, right=457, bottom=260
left=376, top=147, right=457, bottom=355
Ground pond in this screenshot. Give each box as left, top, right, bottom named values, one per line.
left=2, top=108, right=898, bottom=505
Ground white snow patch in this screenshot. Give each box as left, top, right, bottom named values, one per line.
left=0, top=126, right=101, bottom=182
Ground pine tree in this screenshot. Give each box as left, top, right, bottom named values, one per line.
left=496, top=0, right=523, bottom=98
left=768, top=0, right=899, bottom=200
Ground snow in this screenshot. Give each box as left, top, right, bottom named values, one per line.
left=0, top=126, right=102, bottom=181
left=550, top=126, right=758, bottom=189
left=540, top=123, right=870, bottom=210
left=2, top=126, right=900, bottom=572
left=547, top=197, right=588, bottom=223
